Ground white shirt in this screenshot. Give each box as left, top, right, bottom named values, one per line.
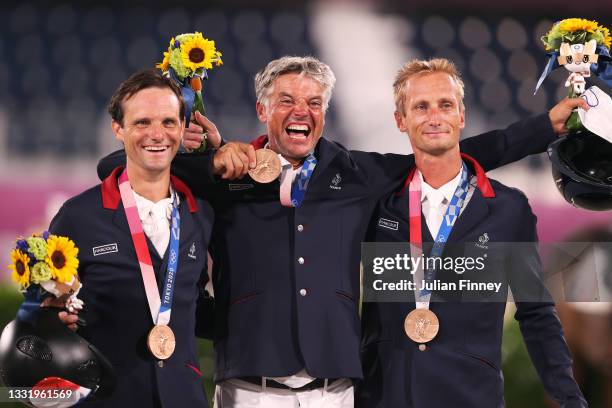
left=133, top=187, right=178, bottom=258
left=419, top=170, right=462, bottom=239
left=278, top=154, right=302, bottom=207
left=419, top=170, right=475, bottom=238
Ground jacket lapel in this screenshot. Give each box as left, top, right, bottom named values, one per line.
left=111, top=201, right=132, bottom=235
left=309, top=137, right=342, bottom=184
left=447, top=186, right=490, bottom=243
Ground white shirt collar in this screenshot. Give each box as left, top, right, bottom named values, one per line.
left=132, top=186, right=178, bottom=222
left=419, top=168, right=462, bottom=204
left=263, top=142, right=312, bottom=171
left=278, top=153, right=294, bottom=169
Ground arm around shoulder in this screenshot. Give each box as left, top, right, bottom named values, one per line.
left=459, top=113, right=555, bottom=172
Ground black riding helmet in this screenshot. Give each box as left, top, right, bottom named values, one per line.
left=0, top=308, right=115, bottom=406
left=548, top=131, right=612, bottom=211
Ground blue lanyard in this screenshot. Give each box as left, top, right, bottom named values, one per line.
left=290, top=154, right=317, bottom=208
left=421, top=163, right=470, bottom=296
left=159, top=191, right=180, bottom=316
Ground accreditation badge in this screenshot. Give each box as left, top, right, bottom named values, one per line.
left=147, top=324, right=176, bottom=360
left=404, top=308, right=439, bottom=345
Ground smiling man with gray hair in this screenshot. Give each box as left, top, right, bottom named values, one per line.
left=254, top=56, right=336, bottom=109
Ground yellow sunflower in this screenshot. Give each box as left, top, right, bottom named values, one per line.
left=46, top=235, right=79, bottom=283
left=156, top=50, right=171, bottom=71
left=9, top=249, right=31, bottom=288
left=559, top=18, right=600, bottom=33
left=156, top=38, right=175, bottom=72
left=601, top=26, right=611, bottom=48
left=180, top=32, right=222, bottom=71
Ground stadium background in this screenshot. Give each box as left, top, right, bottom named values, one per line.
left=0, top=0, right=610, bottom=406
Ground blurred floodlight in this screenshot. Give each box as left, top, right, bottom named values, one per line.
left=497, top=18, right=528, bottom=50
left=10, top=3, right=38, bottom=34
left=90, top=37, right=121, bottom=69
left=126, top=36, right=158, bottom=70
left=480, top=78, right=512, bottom=112
left=194, top=10, right=229, bottom=39
left=82, top=6, right=114, bottom=37
left=422, top=16, right=455, bottom=49
left=507, top=50, right=538, bottom=82
left=469, top=48, right=501, bottom=82
left=270, top=12, right=305, bottom=45
left=233, top=10, right=266, bottom=43
left=157, top=7, right=191, bottom=38
left=52, top=35, right=81, bottom=67
left=16, top=34, right=43, bottom=66
left=460, top=17, right=491, bottom=49
left=518, top=78, right=547, bottom=113
left=46, top=4, right=77, bottom=36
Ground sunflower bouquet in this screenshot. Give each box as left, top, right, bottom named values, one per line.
left=156, top=32, right=223, bottom=152
left=536, top=18, right=612, bottom=132
left=8, top=231, right=83, bottom=313
left=541, top=18, right=611, bottom=53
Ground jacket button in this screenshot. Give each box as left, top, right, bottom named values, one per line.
left=298, top=257, right=305, bottom=264
left=297, top=224, right=304, bottom=232
left=157, top=360, right=164, bottom=367
left=299, top=289, right=307, bottom=296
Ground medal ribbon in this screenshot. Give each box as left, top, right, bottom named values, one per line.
left=290, top=153, right=317, bottom=207
left=118, top=169, right=180, bottom=326
left=409, top=163, right=470, bottom=309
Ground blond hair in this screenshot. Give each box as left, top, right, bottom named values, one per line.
left=393, top=58, right=465, bottom=115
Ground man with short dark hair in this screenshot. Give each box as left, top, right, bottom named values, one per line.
left=51, top=69, right=216, bottom=407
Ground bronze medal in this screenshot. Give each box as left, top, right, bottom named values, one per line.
left=404, top=308, right=439, bottom=344
left=147, top=325, right=176, bottom=360
left=249, top=149, right=281, bottom=183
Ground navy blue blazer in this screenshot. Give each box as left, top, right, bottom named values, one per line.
left=98, top=114, right=558, bottom=383
left=356, top=158, right=587, bottom=408
left=49, top=167, right=214, bottom=408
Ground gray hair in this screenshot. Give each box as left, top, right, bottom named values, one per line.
left=254, top=56, right=336, bottom=110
